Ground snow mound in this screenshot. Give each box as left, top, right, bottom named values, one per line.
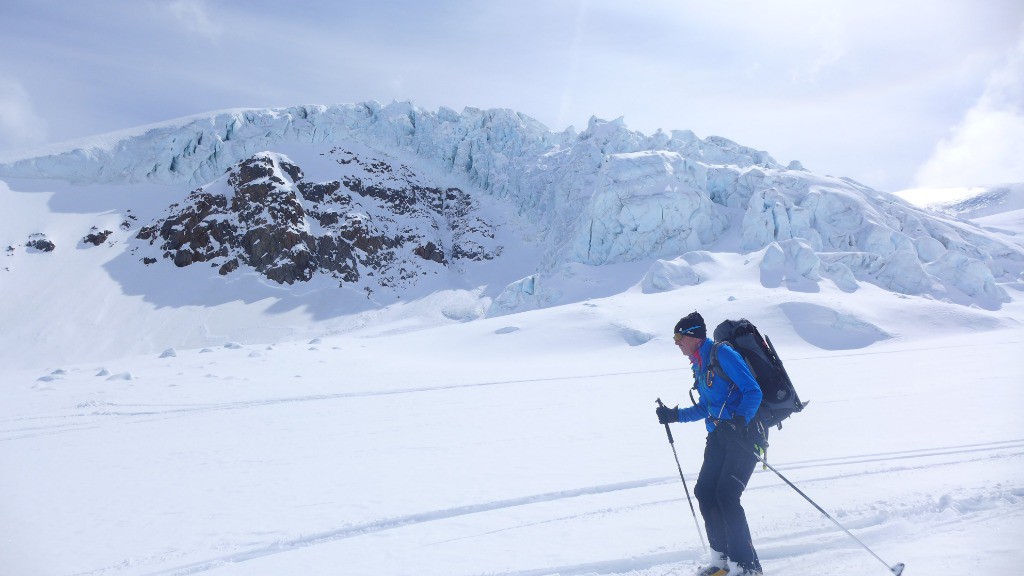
left=638, top=250, right=712, bottom=291
left=105, top=371, right=134, bottom=381
left=641, top=255, right=704, bottom=293
left=489, top=275, right=544, bottom=316
left=778, top=302, right=890, bottom=350
left=617, top=325, right=656, bottom=347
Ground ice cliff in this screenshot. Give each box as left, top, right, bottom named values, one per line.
left=1, top=101, right=1021, bottom=312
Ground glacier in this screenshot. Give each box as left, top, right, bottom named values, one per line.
left=1, top=100, right=1021, bottom=313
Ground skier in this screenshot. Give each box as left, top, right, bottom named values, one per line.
left=656, top=311, right=765, bottom=576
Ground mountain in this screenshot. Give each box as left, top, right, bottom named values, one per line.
left=1, top=101, right=1022, bottom=368
left=2, top=103, right=1023, bottom=576
left=894, top=183, right=1024, bottom=219
left=134, top=149, right=500, bottom=290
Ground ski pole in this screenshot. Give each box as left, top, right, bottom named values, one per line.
left=737, top=437, right=904, bottom=575
left=655, top=398, right=707, bottom=552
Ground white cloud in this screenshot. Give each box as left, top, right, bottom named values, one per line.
left=556, top=0, right=589, bottom=130
left=788, top=13, right=847, bottom=84
left=163, top=0, right=222, bottom=40
left=914, top=33, right=1024, bottom=187
left=0, top=76, right=47, bottom=154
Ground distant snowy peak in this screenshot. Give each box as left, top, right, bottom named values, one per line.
left=895, top=184, right=1024, bottom=220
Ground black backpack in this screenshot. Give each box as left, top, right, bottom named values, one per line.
left=706, top=319, right=807, bottom=430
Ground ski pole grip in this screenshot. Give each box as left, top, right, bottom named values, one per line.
left=655, top=398, right=675, bottom=444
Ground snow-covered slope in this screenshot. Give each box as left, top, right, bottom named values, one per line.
left=2, top=102, right=1023, bottom=576
left=896, top=183, right=1024, bottom=241
left=1, top=102, right=1022, bottom=368
left=895, top=183, right=1024, bottom=219
left=1, top=250, right=1021, bottom=576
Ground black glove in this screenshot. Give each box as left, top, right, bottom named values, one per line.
left=725, top=414, right=748, bottom=434
left=656, top=405, right=678, bottom=425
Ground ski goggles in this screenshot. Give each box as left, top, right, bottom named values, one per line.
left=674, top=325, right=703, bottom=341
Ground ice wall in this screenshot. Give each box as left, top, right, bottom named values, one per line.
left=2, top=101, right=1020, bottom=311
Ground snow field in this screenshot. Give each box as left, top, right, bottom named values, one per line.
left=1, top=160, right=1022, bottom=575
left=1, top=304, right=1021, bottom=575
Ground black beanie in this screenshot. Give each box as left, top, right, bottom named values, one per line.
left=674, top=312, right=706, bottom=339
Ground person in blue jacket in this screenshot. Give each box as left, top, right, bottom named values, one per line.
left=656, top=311, right=765, bottom=576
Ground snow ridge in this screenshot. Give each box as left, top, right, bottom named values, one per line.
left=1, top=101, right=1021, bottom=312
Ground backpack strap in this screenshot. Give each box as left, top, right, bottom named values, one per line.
left=690, top=342, right=732, bottom=406
left=708, top=341, right=735, bottom=388
left=691, top=342, right=740, bottom=414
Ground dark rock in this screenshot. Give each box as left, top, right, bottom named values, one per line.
left=173, top=250, right=193, bottom=267
left=415, top=242, right=446, bottom=264
left=219, top=258, right=239, bottom=275
left=82, top=228, right=114, bottom=246
left=136, top=149, right=501, bottom=289
left=136, top=225, right=157, bottom=241
left=120, top=213, right=138, bottom=231
left=297, top=181, right=342, bottom=203
left=26, top=234, right=55, bottom=252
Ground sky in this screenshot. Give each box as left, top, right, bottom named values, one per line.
left=0, top=0, right=1022, bottom=193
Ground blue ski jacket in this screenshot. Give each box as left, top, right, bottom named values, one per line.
left=677, top=338, right=762, bottom=432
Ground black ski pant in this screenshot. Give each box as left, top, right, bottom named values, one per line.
left=694, top=426, right=761, bottom=569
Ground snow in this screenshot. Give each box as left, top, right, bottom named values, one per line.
left=2, top=198, right=1023, bottom=575
left=1, top=280, right=1022, bottom=576
left=1, top=107, right=1024, bottom=576
left=3, top=102, right=1020, bottom=319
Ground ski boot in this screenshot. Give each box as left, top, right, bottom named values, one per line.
left=727, top=560, right=763, bottom=575
left=695, top=549, right=729, bottom=576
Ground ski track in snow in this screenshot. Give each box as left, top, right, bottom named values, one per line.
left=6, top=336, right=1021, bottom=443
left=10, top=333, right=1023, bottom=575
left=71, top=440, right=1023, bottom=576
left=129, top=479, right=666, bottom=576
left=0, top=367, right=688, bottom=442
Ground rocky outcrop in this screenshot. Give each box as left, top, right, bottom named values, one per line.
left=135, top=149, right=500, bottom=288
left=26, top=233, right=55, bottom=252
left=82, top=228, right=113, bottom=246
